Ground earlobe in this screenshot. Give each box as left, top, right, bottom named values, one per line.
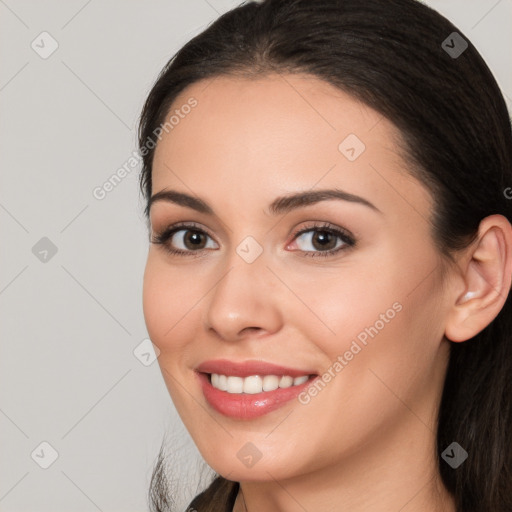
left=444, top=215, right=512, bottom=343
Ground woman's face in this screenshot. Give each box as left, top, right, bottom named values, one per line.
left=143, top=73, right=453, bottom=481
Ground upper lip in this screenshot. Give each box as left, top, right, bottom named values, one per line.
left=196, top=359, right=317, bottom=378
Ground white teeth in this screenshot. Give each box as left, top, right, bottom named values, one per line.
left=210, top=373, right=310, bottom=393
left=279, top=375, right=293, bottom=388
left=226, top=376, right=244, bottom=393
left=293, top=375, right=309, bottom=386
left=218, top=374, right=227, bottom=391
left=243, top=375, right=263, bottom=394
left=262, top=375, right=279, bottom=391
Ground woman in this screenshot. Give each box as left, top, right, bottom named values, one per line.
left=138, top=0, right=512, bottom=510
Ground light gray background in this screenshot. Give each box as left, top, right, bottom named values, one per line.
left=1, top=1, right=511, bottom=511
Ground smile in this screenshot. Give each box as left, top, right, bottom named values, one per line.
left=195, top=360, right=318, bottom=419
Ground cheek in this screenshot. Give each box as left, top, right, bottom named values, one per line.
left=283, top=261, right=400, bottom=359
left=328, top=265, right=445, bottom=414
left=314, top=237, right=441, bottom=343
left=142, top=256, right=206, bottom=415
left=142, top=259, right=168, bottom=344
left=292, top=240, right=445, bottom=388
left=142, top=254, right=204, bottom=354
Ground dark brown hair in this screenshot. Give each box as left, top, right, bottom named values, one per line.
left=138, top=1, right=512, bottom=510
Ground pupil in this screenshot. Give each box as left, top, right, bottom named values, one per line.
left=185, top=230, right=204, bottom=249
left=313, top=231, right=335, bottom=250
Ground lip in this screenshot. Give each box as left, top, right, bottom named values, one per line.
left=196, top=359, right=316, bottom=378
left=195, top=359, right=318, bottom=420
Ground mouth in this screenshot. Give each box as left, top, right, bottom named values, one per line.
left=195, top=360, right=318, bottom=419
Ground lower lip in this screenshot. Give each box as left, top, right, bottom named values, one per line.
left=197, top=372, right=316, bottom=420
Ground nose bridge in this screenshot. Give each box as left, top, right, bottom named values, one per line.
left=204, top=245, right=282, bottom=340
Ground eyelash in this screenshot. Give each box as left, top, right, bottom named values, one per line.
left=151, top=221, right=356, bottom=259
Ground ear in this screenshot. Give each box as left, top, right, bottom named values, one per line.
left=444, top=214, right=512, bottom=343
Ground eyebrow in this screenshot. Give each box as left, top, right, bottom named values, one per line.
left=147, top=188, right=381, bottom=216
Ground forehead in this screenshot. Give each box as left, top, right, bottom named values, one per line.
left=151, top=73, right=430, bottom=219
left=154, top=72, right=393, bottom=164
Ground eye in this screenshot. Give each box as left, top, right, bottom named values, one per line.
left=288, top=222, right=356, bottom=257
left=151, top=221, right=356, bottom=259
left=151, top=223, right=218, bottom=256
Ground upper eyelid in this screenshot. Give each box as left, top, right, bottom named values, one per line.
left=155, top=221, right=348, bottom=235
left=152, top=221, right=214, bottom=238
left=149, top=210, right=231, bottom=239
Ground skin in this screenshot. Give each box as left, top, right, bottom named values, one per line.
left=142, top=73, right=512, bottom=512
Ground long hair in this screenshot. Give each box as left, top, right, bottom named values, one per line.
left=138, top=1, right=512, bottom=510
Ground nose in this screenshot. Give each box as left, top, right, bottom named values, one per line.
left=203, top=255, right=283, bottom=342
